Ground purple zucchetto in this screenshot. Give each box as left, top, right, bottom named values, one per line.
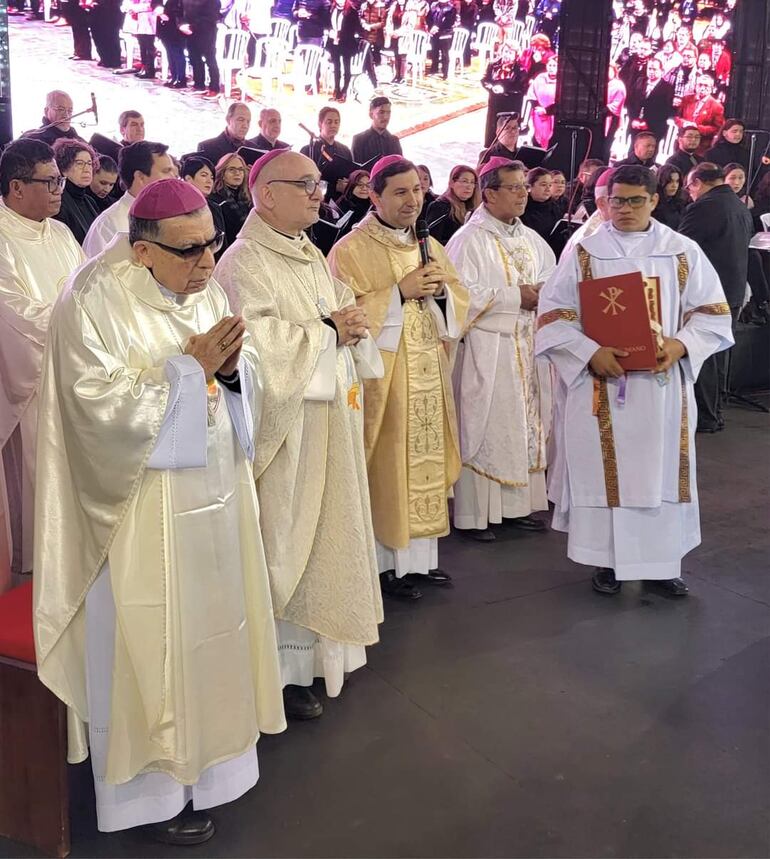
left=129, top=178, right=207, bottom=220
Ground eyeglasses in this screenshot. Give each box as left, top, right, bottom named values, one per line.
left=455, top=179, right=477, bottom=186
left=51, top=106, right=72, bottom=116
left=608, top=195, right=651, bottom=209
left=225, top=166, right=246, bottom=173
left=23, top=176, right=66, bottom=193
left=492, top=182, right=530, bottom=194
left=267, top=178, right=328, bottom=196
left=146, top=231, right=225, bottom=260
left=73, top=159, right=94, bottom=169
left=355, top=182, right=371, bottom=190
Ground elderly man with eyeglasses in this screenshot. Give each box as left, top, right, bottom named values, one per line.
left=0, top=137, right=85, bottom=586
left=23, top=90, right=86, bottom=148
left=215, top=149, right=384, bottom=721
left=536, top=164, right=733, bottom=599
left=34, top=178, right=286, bottom=846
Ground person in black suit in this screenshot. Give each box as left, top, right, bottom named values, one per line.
left=679, top=162, right=755, bottom=432
left=246, top=108, right=291, bottom=152
left=426, top=0, right=456, bottom=79
left=652, top=163, right=688, bottom=230
left=326, top=0, right=360, bottom=102
left=665, top=125, right=703, bottom=177
left=197, top=102, right=252, bottom=165
left=628, top=57, right=675, bottom=144
left=300, top=105, right=354, bottom=200
left=293, top=0, right=331, bottom=45
left=615, top=131, right=658, bottom=168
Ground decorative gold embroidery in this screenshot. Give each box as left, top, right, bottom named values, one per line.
left=683, top=302, right=731, bottom=323
left=576, top=244, right=593, bottom=281
left=537, top=308, right=579, bottom=329
left=678, top=369, right=691, bottom=502
left=465, top=462, right=529, bottom=487
left=347, top=382, right=361, bottom=410
left=676, top=252, right=688, bottom=294
left=597, top=378, right=620, bottom=507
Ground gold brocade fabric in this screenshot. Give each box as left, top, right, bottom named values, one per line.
left=328, top=214, right=469, bottom=549
left=537, top=308, right=579, bottom=329
left=683, top=302, right=731, bottom=323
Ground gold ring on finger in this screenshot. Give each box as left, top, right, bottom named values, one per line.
left=220, top=341, right=227, bottom=351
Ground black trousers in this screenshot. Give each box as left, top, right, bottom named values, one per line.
left=159, top=30, right=186, bottom=82
left=430, top=33, right=450, bottom=78
left=90, top=5, right=122, bottom=67
left=187, top=25, right=219, bottom=91
left=137, top=33, right=156, bottom=72
left=63, top=0, right=93, bottom=58
left=327, top=41, right=352, bottom=97
left=694, top=304, right=740, bottom=430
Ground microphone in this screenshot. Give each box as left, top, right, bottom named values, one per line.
left=299, top=122, right=316, bottom=139
left=415, top=220, right=431, bottom=267
left=90, top=92, right=98, bottom=125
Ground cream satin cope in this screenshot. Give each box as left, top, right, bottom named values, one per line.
left=34, top=237, right=285, bottom=782
left=216, top=212, right=383, bottom=647
left=328, top=214, right=470, bottom=550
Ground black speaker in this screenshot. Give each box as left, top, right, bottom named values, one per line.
left=727, top=0, right=770, bottom=130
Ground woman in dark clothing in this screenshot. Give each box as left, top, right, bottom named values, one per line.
left=209, top=152, right=252, bottom=250
left=52, top=139, right=100, bottom=245
left=549, top=169, right=567, bottom=216
left=704, top=119, right=750, bottom=172
left=426, top=164, right=480, bottom=245
left=521, top=167, right=561, bottom=244
left=180, top=154, right=226, bottom=255
left=327, top=0, right=360, bottom=102
left=336, top=169, right=372, bottom=224
left=653, top=164, right=688, bottom=230
left=417, top=164, right=438, bottom=221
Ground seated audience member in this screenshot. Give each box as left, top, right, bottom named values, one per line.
left=197, top=102, right=252, bottom=166
left=565, top=158, right=605, bottom=210
left=300, top=106, right=354, bottom=199
left=247, top=108, right=290, bottom=152
left=753, top=172, right=770, bottom=225
left=417, top=163, right=438, bottom=220
left=575, top=165, right=611, bottom=220
left=24, top=90, right=85, bottom=147
left=478, top=113, right=525, bottom=169
left=351, top=97, right=402, bottom=164
left=426, top=164, right=481, bottom=245
left=666, top=125, right=703, bottom=177
left=521, top=166, right=561, bottom=244
left=180, top=153, right=226, bottom=246
left=615, top=131, right=658, bottom=168
left=52, top=139, right=101, bottom=244
left=723, top=162, right=753, bottom=208
left=653, top=163, right=688, bottom=230
left=87, top=154, right=119, bottom=212
left=704, top=118, right=749, bottom=171
left=550, top=169, right=567, bottom=214
left=336, top=168, right=372, bottom=225
left=209, top=152, right=252, bottom=249
left=90, top=109, right=146, bottom=163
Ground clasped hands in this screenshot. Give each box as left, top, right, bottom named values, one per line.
left=398, top=264, right=448, bottom=301
left=589, top=337, right=687, bottom=379
left=520, top=282, right=544, bottom=311
left=185, top=316, right=245, bottom=380
left=329, top=305, right=370, bottom=347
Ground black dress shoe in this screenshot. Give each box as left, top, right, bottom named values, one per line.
left=136, top=70, right=156, bottom=79
left=507, top=515, right=547, bottom=532
left=592, top=567, right=621, bottom=595
left=424, top=568, right=452, bottom=585
left=380, top=570, right=422, bottom=600
left=462, top=528, right=495, bottom=542
left=150, top=808, right=215, bottom=846
left=283, top=684, right=323, bottom=720
left=645, top=577, right=689, bottom=597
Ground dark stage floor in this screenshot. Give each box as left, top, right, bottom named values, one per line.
left=2, top=403, right=769, bottom=859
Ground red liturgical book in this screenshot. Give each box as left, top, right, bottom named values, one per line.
left=579, top=272, right=659, bottom=371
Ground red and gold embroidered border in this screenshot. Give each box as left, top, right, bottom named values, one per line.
left=683, top=302, right=731, bottom=324
left=678, top=369, right=691, bottom=503
left=537, top=308, right=579, bottom=330
left=597, top=379, right=620, bottom=507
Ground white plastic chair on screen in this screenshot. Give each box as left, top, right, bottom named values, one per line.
left=216, top=27, right=251, bottom=98
left=292, top=44, right=324, bottom=96
left=448, top=28, right=470, bottom=79
left=473, top=22, right=499, bottom=71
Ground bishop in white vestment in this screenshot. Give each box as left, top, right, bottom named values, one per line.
left=536, top=166, right=733, bottom=596
left=0, top=139, right=84, bottom=579
left=34, top=180, right=285, bottom=844
left=446, top=159, right=556, bottom=539
left=216, top=150, right=384, bottom=720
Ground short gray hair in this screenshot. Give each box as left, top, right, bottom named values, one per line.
left=45, top=90, right=71, bottom=109
left=480, top=160, right=526, bottom=199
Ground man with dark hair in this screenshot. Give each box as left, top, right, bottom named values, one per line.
left=447, top=157, right=556, bottom=540
left=537, top=164, right=733, bottom=598
left=88, top=154, right=119, bottom=211
left=477, top=113, right=546, bottom=169
left=300, top=105, right=353, bottom=199
left=329, top=156, right=468, bottom=601
left=197, top=102, right=252, bottom=165
left=628, top=56, right=675, bottom=143
left=615, top=131, right=658, bottom=168
left=246, top=108, right=290, bottom=152
left=676, top=73, right=724, bottom=155
left=293, top=0, right=332, bottom=45
left=680, top=162, right=754, bottom=432
left=427, top=0, right=456, bottom=79
left=665, top=125, right=703, bottom=177
left=351, top=97, right=403, bottom=164
left=667, top=43, right=697, bottom=107
left=0, top=138, right=84, bottom=582
left=565, top=157, right=606, bottom=213
left=35, top=178, right=285, bottom=845
left=23, top=90, right=85, bottom=147
left=83, top=141, right=176, bottom=256
left=90, top=110, right=146, bottom=164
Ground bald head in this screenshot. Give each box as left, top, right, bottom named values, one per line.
left=259, top=108, right=282, bottom=144
left=251, top=151, right=324, bottom=236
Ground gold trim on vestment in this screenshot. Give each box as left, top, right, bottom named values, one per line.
left=537, top=308, right=579, bottom=329
left=576, top=244, right=593, bottom=281
left=676, top=253, right=692, bottom=503
left=676, top=253, right=688, bottom=294
left=466, top=462, right=529, bottom=487
left=683, top=302, right=731, bottom=323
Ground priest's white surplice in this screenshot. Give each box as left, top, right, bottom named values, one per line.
left=82, top=192, right=133, bottom=257
left=446, top=206, right=556, bottom=530
left=535, top=220, right=733, bottom=579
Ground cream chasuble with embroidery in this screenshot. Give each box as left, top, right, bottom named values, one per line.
left=536, top=221, right=733, bottom=578
left=34, top=237, right=285, bottom=784
left=215, top=211, right=384, bottom=648
left=328, top=213, right=469, bottom=551
left=0, top=202, right=84, bottom=576
left=446, top=207, right=556, bottom=510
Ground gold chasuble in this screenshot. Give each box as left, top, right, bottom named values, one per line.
left=215, top=212, right=383, bottom=647
left=328, top=214, right=469, bottom=550
left=34, top=238, right=285, bottom=784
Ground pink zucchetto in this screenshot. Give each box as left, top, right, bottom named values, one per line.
left=248, top=148, right=291, bottom=189
left=594, top=167, right=616, bottom=199
left=129, top=178, right=207, bottom=220
left=369, top=154, right=408, bottom=183
left=479, top=155, right=517, bottom=178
